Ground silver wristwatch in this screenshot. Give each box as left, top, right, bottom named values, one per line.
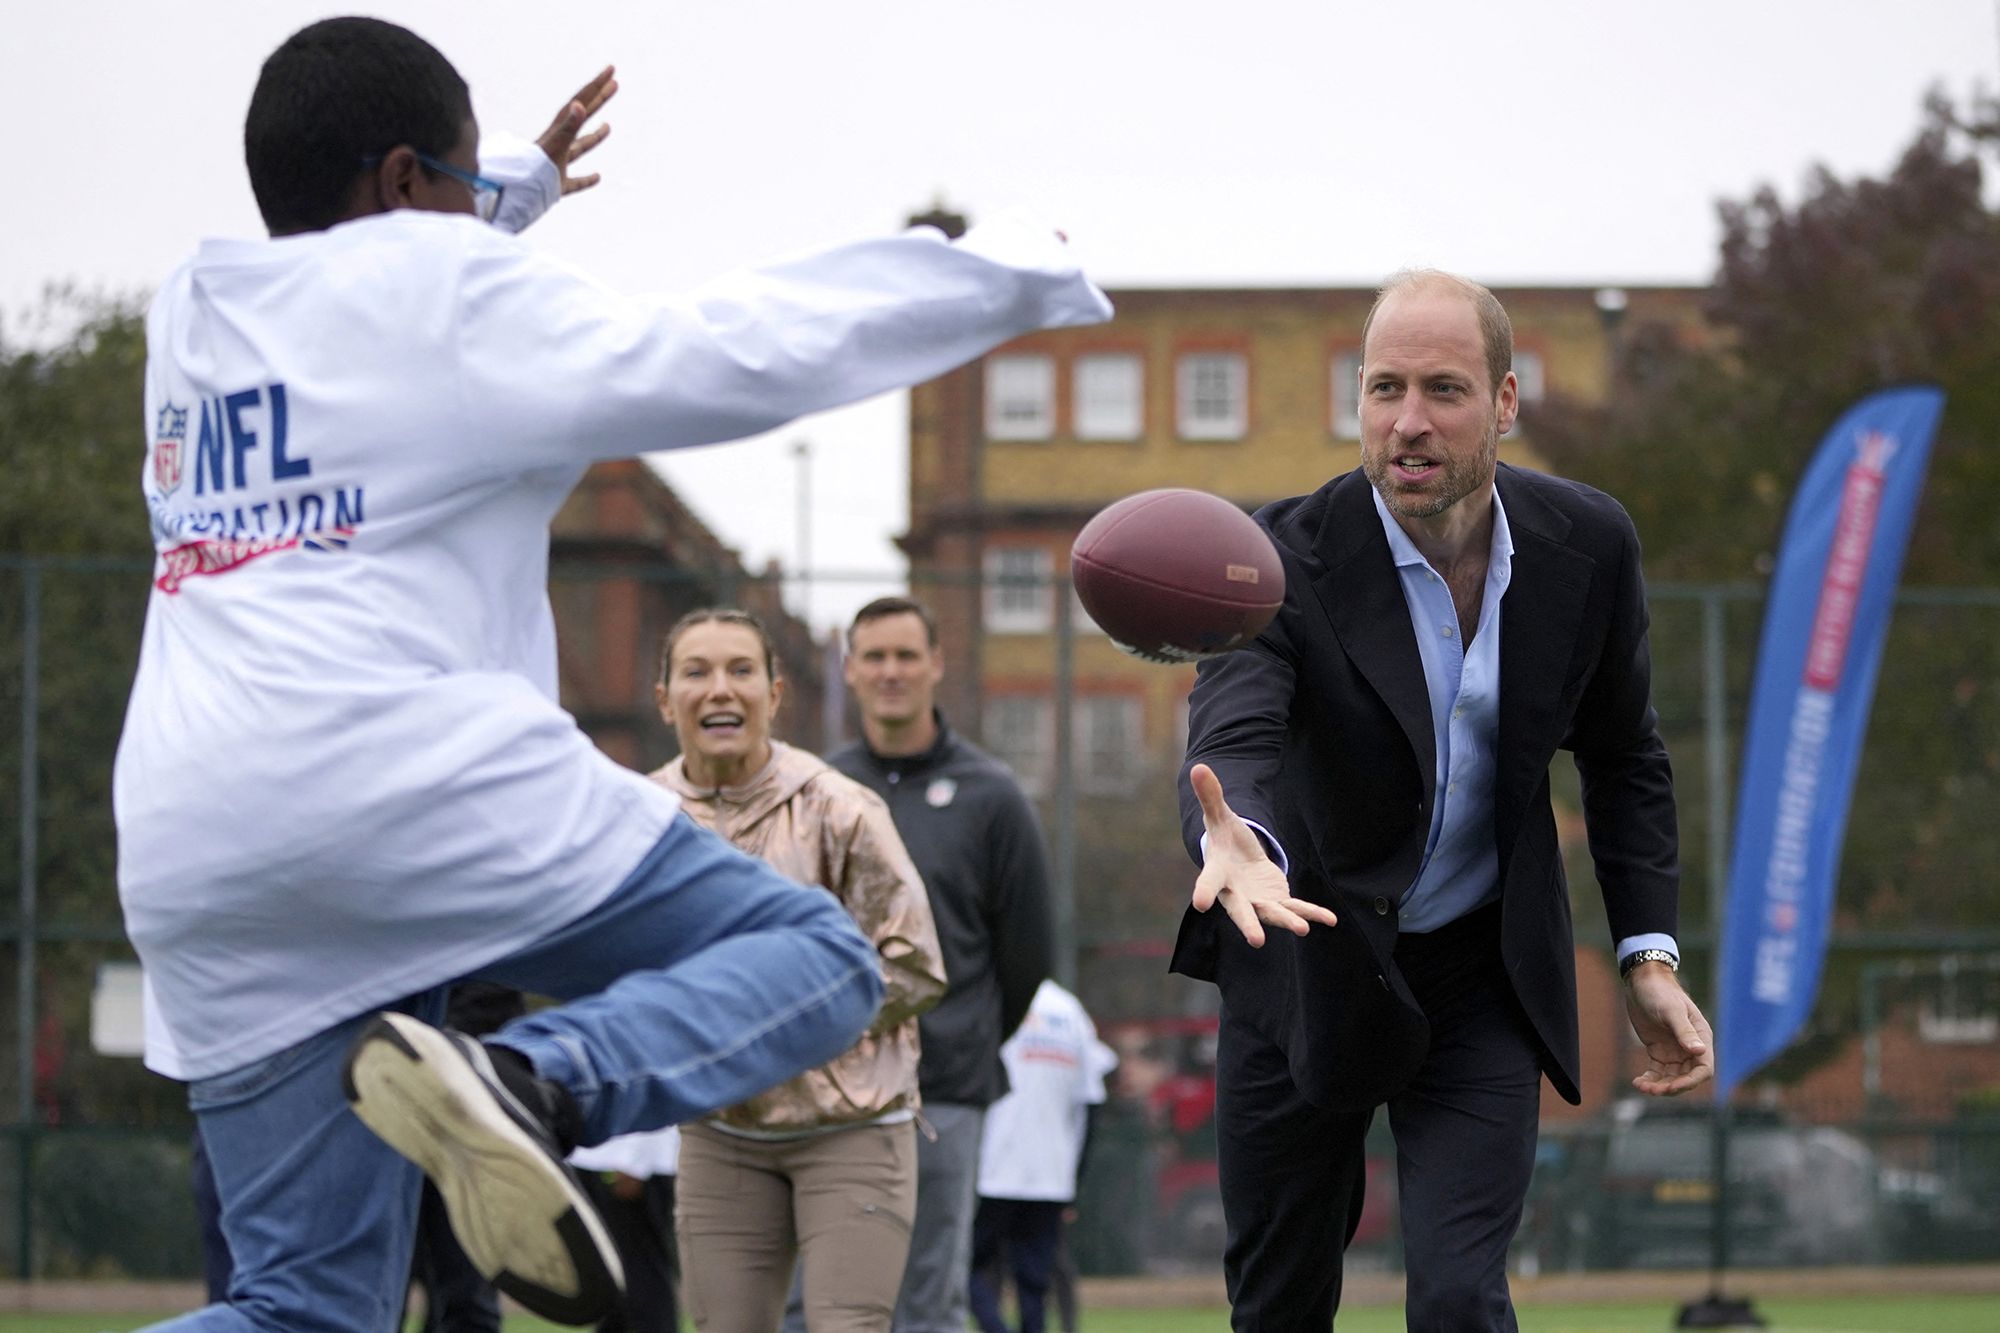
left=1620, top=947, right=1679, bottom=979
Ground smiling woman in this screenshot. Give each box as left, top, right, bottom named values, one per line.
left=657, top=610, right=786, bottom=789
left=646, top=608, right=948, bottom=1333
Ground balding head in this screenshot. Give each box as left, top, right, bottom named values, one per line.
left=1361, top=270, right=1513, bottom=400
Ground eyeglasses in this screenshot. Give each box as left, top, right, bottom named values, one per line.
left=416, top=152, right=504, bottom=223
left=361, top=150, right=505, bottom=223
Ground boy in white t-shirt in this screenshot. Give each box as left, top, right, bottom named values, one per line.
left=116, top=17, right=1109, bottom=1331
left=970, top=981, right=1117, bottom=1333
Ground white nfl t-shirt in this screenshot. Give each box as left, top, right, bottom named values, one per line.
left=115, top=167, right=1112, bottom=1080
left=977, top=981, right=1117, bottom=1203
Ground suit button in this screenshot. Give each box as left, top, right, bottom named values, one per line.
left=1372, top=897, right=1390, bottom=915
left=1377, top=974, right=1389, bottom=990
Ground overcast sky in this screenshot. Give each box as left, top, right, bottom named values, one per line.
left=8, top=1, right=1997, bottom=626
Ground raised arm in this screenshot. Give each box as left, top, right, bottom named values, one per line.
left=450, top=210, right=1112, bottom=474
left=482, top=66, right=617, bottom=235
left=535, top=65, right=617, bottom=197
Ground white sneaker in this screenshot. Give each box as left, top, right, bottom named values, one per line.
left=342, top=1012, right=624, bottom=1325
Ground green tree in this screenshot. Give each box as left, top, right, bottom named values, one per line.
left=2, top=289, right=175, bottom=1127
left=1532, top=94, right=2000, bottom=1091
left=2, top=288, right=152, bottom=556
left=1536, top=91, right=2000, bottom=583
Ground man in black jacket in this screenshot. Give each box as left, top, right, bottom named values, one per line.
left=1177, top=271, right=1714, bottom=1330
left=830, top=596, right=1055, bottom=1333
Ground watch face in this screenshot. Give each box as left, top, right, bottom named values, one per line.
left=1623, top=949, right=1677, bottom=977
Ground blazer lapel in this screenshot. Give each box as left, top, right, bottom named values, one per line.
left=1306, top=473, right=1435, bottom=790
left=1495, top=467, right=1595, bottom=842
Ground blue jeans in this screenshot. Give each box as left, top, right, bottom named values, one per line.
left=152, top=814, right=882, bottom=1332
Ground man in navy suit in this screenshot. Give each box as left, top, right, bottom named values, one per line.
left=1175, top=270, right=1714, bottom=1330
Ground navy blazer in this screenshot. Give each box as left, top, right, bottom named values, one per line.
left=1173, top=463, right=1680, bottom=1110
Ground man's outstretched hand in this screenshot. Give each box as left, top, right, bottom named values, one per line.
left=1190, top=762, right=1337, bottom=947
left=1624, top=966, right=1715, bottom=1096
left=538, top=66, right=618, bottom=197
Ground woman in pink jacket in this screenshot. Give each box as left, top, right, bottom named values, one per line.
left=654, top=609, right=946, bottom=1333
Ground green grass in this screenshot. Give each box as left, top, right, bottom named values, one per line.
left=8, top=1296, right=2000, bottom=1333
left=1062, top=1301, right=2000, bottom=1333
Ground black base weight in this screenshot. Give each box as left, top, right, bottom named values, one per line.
left=1675, top=1294, right=1767, bottom=1328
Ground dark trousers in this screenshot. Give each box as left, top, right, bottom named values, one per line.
left=1214, top=905, right=1543, bottom=1332
left=580, top=1172, right=679, bottom=1333
left=968, top=1197, right=1065, bottom=1333
left=410, top=982, right=525, bottom=1332
left=1049, top=1214, right=1078, bottom=1333
left=412, top=1179, right=503, bottom=1333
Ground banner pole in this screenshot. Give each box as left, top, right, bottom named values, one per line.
left=1677, top=589, right=1762, bottom=1328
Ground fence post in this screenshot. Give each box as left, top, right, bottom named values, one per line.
left=1052, top=573, right=1077, bottom=991
left=15, top=561, right=41, bottom=1279
left=1701, top=589, right=1731, bottom=959
left=1700, top=588, right=1735, bottom=1281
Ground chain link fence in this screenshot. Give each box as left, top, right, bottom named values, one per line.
left=3, top=554, right=1999, bottom=1279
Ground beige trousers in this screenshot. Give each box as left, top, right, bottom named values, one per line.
left=676, top=1118, right=917, bottom=1333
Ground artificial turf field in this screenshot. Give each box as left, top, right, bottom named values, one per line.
left=3, top=1296, right=1997, bottom=1332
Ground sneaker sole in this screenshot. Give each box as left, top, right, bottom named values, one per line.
left=342, top=1013, right=623, bottom=1325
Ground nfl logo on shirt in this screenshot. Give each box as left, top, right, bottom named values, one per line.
left=153, top=403, right=189, bottom=496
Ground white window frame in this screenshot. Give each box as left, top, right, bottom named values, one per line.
left=1330, top=349, right=1363, bottom=440
left=986, top=353, right=1056, bottom=440
left=983, top=544, right=1054, bottom=633
left=1918, top=974, right=1999, bottom=1043
left=1512, top=349, right=1546, bottom=406
left=983, top=694, right=1053, bottom=796
left=1176, top=352, right=1248, bottom=441
left=1073, top=352, right=1144, bottom=441
left=1075, top=694, right=1144, bottom=795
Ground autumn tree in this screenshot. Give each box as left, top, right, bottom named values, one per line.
left=1537, top=90, right=2000, bottom=584
left=1533, top=94, right=2000, bottom=1084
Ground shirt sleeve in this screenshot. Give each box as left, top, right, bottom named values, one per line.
left=450, top=210, right=1112, bottom=475
left=986, top=781, right=1057, bottom=1043
left=479, top=132, right=560, bottom=235
left=1615, top=933, right=1681, bottom=967
left=1198, top=820, right=1291, bottom=876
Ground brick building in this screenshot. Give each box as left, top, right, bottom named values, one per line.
left=898, top=277, right=2000, bottom=1133
left=900, top=280, right=1710, bottom=796
left=549, top=458, right=828, bottom=772
left=894, top=275, right=1715, bottom=1107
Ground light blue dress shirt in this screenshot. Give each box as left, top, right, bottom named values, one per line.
left=1373, top=487, right=1509, bottom=933
left=1372, top=488, right=1679, bottom=966
left=1211, top=485, right=1678, bottom=968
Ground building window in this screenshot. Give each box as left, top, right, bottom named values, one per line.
left=1076, top=694, right=1144, bottom=794
left=1074, top=353, right=1143, bottom=440
left=984, top=695, right=1052, bottom=795
left=1513, top=350, right=1546, bottom=406
left=1918, top=972, right=1999, bottom=1044
left=983, top=544, right=1054, bottom=633
left=1329, top=349, right=1363, bottom=440
left=986, top=354, right=1055, bottom=440
left=1176, top=352, right=1247, bottom=440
